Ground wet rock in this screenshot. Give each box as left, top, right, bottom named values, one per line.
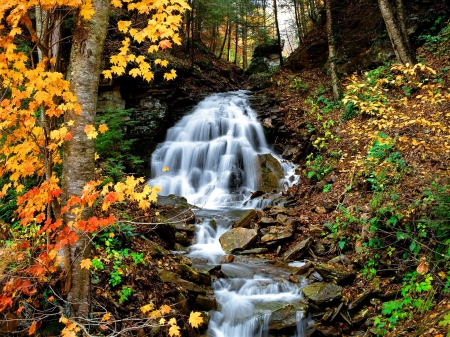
left=173, top=243, right=188, bottom=252
left=288, top=274, right=299, bottom=283
left=142, top=238, right=170, bottom=258
left=233, top=209, right=257, bottom=228
left=256, top=154, right=285, bottom=192
left=302, top=282, right=342, bottom=304
left=348, top=290, right=372, bottom=310
left=177, top=279, right=206, bottom=294
left=281, top=237, right=312, bottom=261
left=195, top=295, right=217, bottom=311
left=157, top=269, right=206, bottom=294
left=173, top=223, right=196, bottom=232
left=276, top=214, right=299, bottom=229
left=250, top=190, right=265, bottom=199
left=268, top=302, right=308, bottom=330
left=330, top=302, right=344, bottom=323
left=154, top=223, right=177, bottom=248
left=178, top=264, right=211, bottom=286
left=294, top=261, right=313, bottom=276
left=315, top=262, right=355, bottom=284
left=219, top=254, right=234, bottom=263
left=237, top=248, right=269, bottom=255
left=260, top=226, right=293, bottom=243
left=219, top=228, right=258, bottom=253
left=282, top=145, right=302, bottom=162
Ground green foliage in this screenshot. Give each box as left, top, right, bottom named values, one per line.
left=95, top=108, right=143, bottom=181
left=305, top=153, right=332, bottom=182
left=322, top=184, right=332, bottom=193
left=289, top=76, right=309, bottom=92
left=119, top=286, right=133, bottom=303
left=439, top=312, right=450, bottom=337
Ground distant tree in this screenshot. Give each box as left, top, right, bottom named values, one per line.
left=325, top=0, right=341, bottom=100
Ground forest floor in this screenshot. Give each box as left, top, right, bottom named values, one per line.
left=250, top=29, right=450, bottom=337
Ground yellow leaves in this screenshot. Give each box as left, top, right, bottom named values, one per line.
left=163, top=166, right=169, bottom=172
left=140, top=303, right=154, bottom=314
left=111, top=0, right=122, bottom=7
left=117, top=20, right=131, bottom=33
left=129, top=68, right=142, bottom=78
left=101, top=312, right=111, bottom=322
left=155, top=59, right=169, bottom=67
left=80, top=258, right=92, bottom=270
left=80, top=1, right=96, bottom=20
left=188, top=311, right=203, bottom=328
left=164, top=69, right=177, bottom=81
left=84, top=125, right=98, bottom=139
left=160, top=304, right=171, bottom=314
left=168, top=325, right=180, bottom=337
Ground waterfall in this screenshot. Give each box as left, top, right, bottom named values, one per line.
left=149, top=91, right=296, bottom=208
left=148, top=91, right=308, bottom=336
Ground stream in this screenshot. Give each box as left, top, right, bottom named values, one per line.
left=149, top=91, right=310, bottom=336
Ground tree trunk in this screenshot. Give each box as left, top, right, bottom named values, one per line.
left=377, top=0, right=415, bottom=65
left=242, top=19, right=248, bottom=69
left=234, top=22, right=239, bottom=65
left=325, top=0, right=341, bottom=101
left=227, top=22, right=232, bottom=61
left=395, top=0, right=415, bottom=62
left=63, top=0, right=110, bottom=318
left=299, top=0, right=307, bottom=40
left=218, top=19, right=229, bottom=58
left=273, top=0, right=283, bottom=66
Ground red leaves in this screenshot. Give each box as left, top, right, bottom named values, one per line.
left=0, top=294, right=13, bottom=312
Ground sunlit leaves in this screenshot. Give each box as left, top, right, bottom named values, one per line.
left=188, top=311, right=203, bottom=328
left=80, top=259, right=92, bottom=270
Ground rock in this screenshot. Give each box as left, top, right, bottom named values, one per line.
left=259, top=217, right=277, bottom=226
left=250, top=190, right=265, bottom=199
left=266, top=205, right=295, bottom=216
left=177, top=279, right=206, bottom=294
left=294, top=261, right=313, bottom=276
left=276, top=214, right=299, bottom=229
left=288, top=274, right=299, bottom=283
left=173, top=243, right=188, bottom=252
left=302, top=282, right=342, bottom=304
left=219, top=254, right=235, bottom=263
left=173, top=223, right=196, bottom=232
left=268, top=302, right=308, bottom=330
left=315, top=205, right=327, bottom=214
left=237, top=248, right=268, bottom=255
left=309, top=224, right=326, bottom=237
left=315, top=325, right=341, bottom=336
left=260, top=226, right=293, bottom=243
left=157, top=269, right=206, bottom=294
left=195, top=295, right=217, bottom=311
left=315, top=181, right=327, bottom=190
left=233, top=209, right=257, bottom=228
left=282, top=145, right=302, bottom=162
left=315, top=262, right=355, bottom=284
left=328, top=254, right=352, bottom=266
left=175, top=231, right=191, bottom=246
left=348, top=290, right=372, bottom=310
left=313, top=241, right=326, bottom=255
left=256, top=154, right=285, bottom=192
left=281, top=237, right=313, bottom=261
left=330, top=302, right=344, bottom=323
left=154, top=223, right=177, bottom=248
left=143, top=238, right=170, bottom=258
left=352, top=308, right=370, bottom=324
left=178, top=264, right=211, bottom=286
left=219, top=228, right=258, bottom=253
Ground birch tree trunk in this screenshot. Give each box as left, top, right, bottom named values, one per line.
left=325, top=0, right=341, bottom=101
left=377, top=0, right=415, bottom=65
left=63, top=0, right=110, bottom=318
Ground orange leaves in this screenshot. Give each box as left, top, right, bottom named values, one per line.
left=28, top=320, right=37, bottom=335
left=80, top=259, right=92, bottom=270
left=84, top=125, right=98, bottom=139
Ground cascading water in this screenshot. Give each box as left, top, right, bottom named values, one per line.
left=149, top=91, right=296, bottom=208
left=148, top=91, right=309, bottom=336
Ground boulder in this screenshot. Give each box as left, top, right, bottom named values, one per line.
left=157, top=269, right=206, bottom=294
left=302, top=282, right=342, bottom=304
left=260, top=226, right=293, bottom=243
left=256, top=154, right=285, bottom=192
left=195, top=295, right=217, bottom=311
left=237, top=248, right=268, bottom=255
left=233, top=209, right=257, bottom=228
left=281, top=238, right=313, bottom=261
left=315, top=262, right=355, bottom=284
left=219, top=228, right=258, bottom=253
left=178, top=264, right=211, bottom=286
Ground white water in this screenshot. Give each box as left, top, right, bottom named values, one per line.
left=149, top=91, right=296, bottom=209
left=148, top=91, right=308, bottom=336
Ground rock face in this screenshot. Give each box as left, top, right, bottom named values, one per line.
left=233, top=209, right=257, bottom=228
left=268, top=302, right=308, bottom=330
left=219, top=228, right=258, bottom=253
left=246, top=39, right=283, bottom=75
left=302, top=282, right=342, bottom=304
left=256, top=154, right=285, bottom=192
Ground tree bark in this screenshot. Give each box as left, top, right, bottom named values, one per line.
left=395, top=0, right=415, bottom=62
left=218, top=19, right=229, bottom=58
left=227, top=22, right=232, bottom=61
left=273, top=0, right=283, bottom=66
left=63, top=0, right=110, bottom=318
left=377, top=0, right=415, bottom=65
left=325, top=0, right=341, bottom=101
